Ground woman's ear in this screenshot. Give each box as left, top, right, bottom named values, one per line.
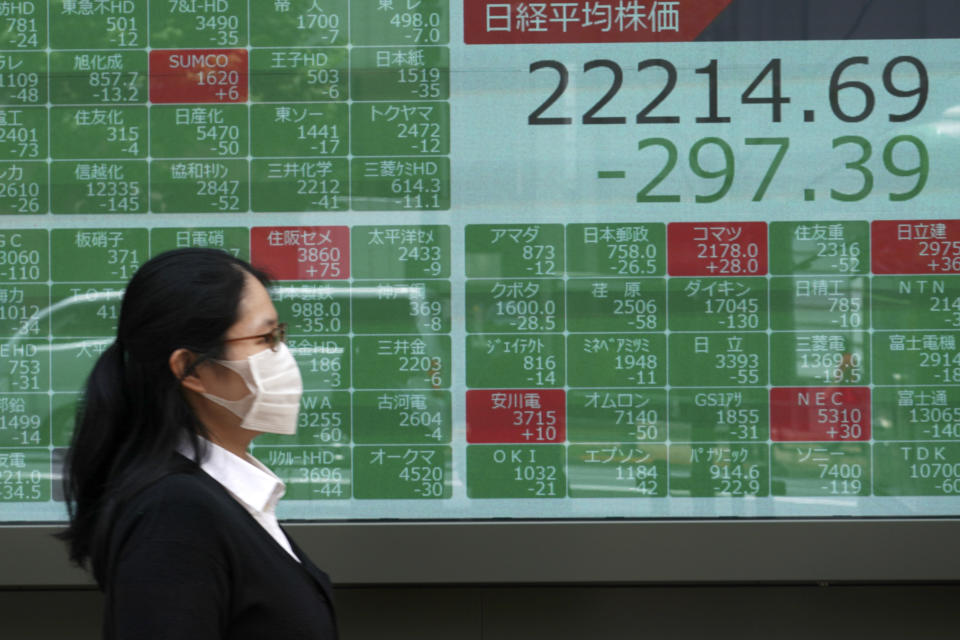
left=169, top=348, right=206, bottom=394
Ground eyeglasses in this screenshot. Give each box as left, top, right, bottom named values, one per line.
left=222, top=322, right=287, bottom=351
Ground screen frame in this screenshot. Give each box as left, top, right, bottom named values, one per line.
left=2, top=1, right=960, bottom=590
left=4, top=518, right=959, bottom=586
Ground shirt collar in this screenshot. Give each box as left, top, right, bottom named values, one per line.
left=179, top=437, right=286, bottom=514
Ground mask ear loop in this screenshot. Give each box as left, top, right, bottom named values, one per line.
left=178, top=351, right=212, bottom=381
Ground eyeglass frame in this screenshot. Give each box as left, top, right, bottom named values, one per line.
left=221, top=322, right=288, bottom=352
left=177, top=322, right=288, bottom=381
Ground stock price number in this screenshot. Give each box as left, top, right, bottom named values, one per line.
left=632, top=135, right=924, bottom=204
left=528, top=55, right=928, bottom=126
left=529, top=55, right=932, bottom=204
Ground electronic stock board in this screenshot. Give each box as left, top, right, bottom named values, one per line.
left=0, top=0, right=959, bottom=567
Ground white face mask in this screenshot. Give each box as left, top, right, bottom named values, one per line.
left=202, top=342, right=303, bottom=435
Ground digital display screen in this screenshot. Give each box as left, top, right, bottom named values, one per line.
left=1, top=0, right=959, bottom=523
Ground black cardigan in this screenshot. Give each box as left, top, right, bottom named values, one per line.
left=103, top=458, right=338, bottom=639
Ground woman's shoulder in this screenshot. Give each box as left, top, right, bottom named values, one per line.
left=133, top=457, right=219, bottom=502
left=114, top=460, right=236, bottom=545
left=105, top=463, right=237, bottom=594
left=136, top=458, right=209, bottom=500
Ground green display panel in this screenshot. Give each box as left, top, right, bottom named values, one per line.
left=770, top=332, right=868, bottom=386
left=466, top=278, right=563, bottom=333
left=669, top=333, right=767, bottom=387
left=49, top=284, right=122, bottom=337
left=0, top=449, right=49, bottom=501
left=354, top=445, right=452, bottom=499
left=0, top=282, right=46, bottom=337
left=567, top=444, right=667, bottom=498
left=50, top=1, right=145, bottom=49
left=465, top=224, right=564, bottom=277
left=466, top=334, right=565, bottom=388
left=249, top=48, right=348, bottom=103
left=0, top=107, right=45, bottom=160
left=769, top=276, right=868, bottom=331
left=668, top=389, right=769, bottom=443
left=568, top=333, right=665, bottom=387
left=0, top=162, right=47, bottom=214
left=150, top=106, right=248, bottom=159
left=353, top=280, right=450, bottom=334
left=466, top=445, right=565, bottom=498
left=352, top=391, right=452, bottom=444
left=566, top=278, right=665, bottom=332
left=150, top=159, right=248, bottom=214
left=250, top=103, right=348, bottom=157
left=0, top=2, right=45, bottom=50
left=874, top=443, right=960, bottom=497
left=349, top=1, right=449, bottom=46
left=566, top=389, right=666, bottom=443
left=50, top=161, right=146, bottom=214
left=149, top=226, right=249, bottom=259
left=350, top=47, right=450, bottom=102
left=249, top=0, right=347, bottom=47
left=351, top=225, right=450, bottom=279
left=771, top=443, right=871, bottom=497
left=149, top=0, right=247, bottom=48
left=566, top=224, right=666, bottom=277
left=350, top=158, right=450, bottom=211
left=668, top=277, right=767, bottom=332
left=0, top=393, right=48, bottom=448
left=50, top=106, right=145, bottom=159
left=294, top=336, right=350, bottom=391
left=872, top=277, right=960, bottom=330
left=873, top=387, right=960, bottom=441
left=272, top=281, right=350, bottom=336
left=51, top=229, right=146, bottom=281
left=352, top=336, right=451, bottom=389
left=251, top=160, right=348, bottom=213
left=669, top=444, right=769, bottom=498
left=49, top=51, right=146, bottom=104
left=251, top=446, right=350, bottom=501
left=769, top=222, right=870, bottom=276
left=1, top=1, right=959, bottom=525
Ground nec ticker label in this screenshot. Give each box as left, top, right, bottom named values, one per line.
left=0, top=1, right=959, bottom=522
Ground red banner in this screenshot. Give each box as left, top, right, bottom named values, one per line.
left=770, top=387, right=871, bottom=442
left=466, top=389, right=566, bottom=443
left=464, top=0, right=733, bottom=44
left=872, top=220, right=960, bottom=274
left=150, top=49, right=248, bottom=104
left=251, top=226, right=349, bottom=281
left=667, top=222, right=767, bottom=276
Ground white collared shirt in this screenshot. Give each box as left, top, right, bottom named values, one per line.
left=179, top=438, right=300, bottom=562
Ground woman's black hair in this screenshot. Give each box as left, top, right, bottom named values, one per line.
left=59, top=248, right=271, bottom=584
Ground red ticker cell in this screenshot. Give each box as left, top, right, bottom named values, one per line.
left=150, top=49, right=248, bottom=103
left=667, top=222, right=767, bottom=276
left=770, top=387, right=870, bottom=442
left=251, top=226, right=349, bottom=281
left=463, top=0, right=734, bottom=44
left=871, top=220, right=960, bottom=274
left=466, top=389, right=566, bottom=443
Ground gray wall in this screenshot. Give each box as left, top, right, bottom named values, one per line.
left=3, top=584, right=959, bottom=639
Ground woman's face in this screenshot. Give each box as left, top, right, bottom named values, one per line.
left=204, top=272, right=280, bottom=401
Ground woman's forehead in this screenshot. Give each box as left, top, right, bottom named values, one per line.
left=235, top=275, right=277, bottom=329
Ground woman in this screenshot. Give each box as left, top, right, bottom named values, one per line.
left=60, top=248, right=338, bottom=639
